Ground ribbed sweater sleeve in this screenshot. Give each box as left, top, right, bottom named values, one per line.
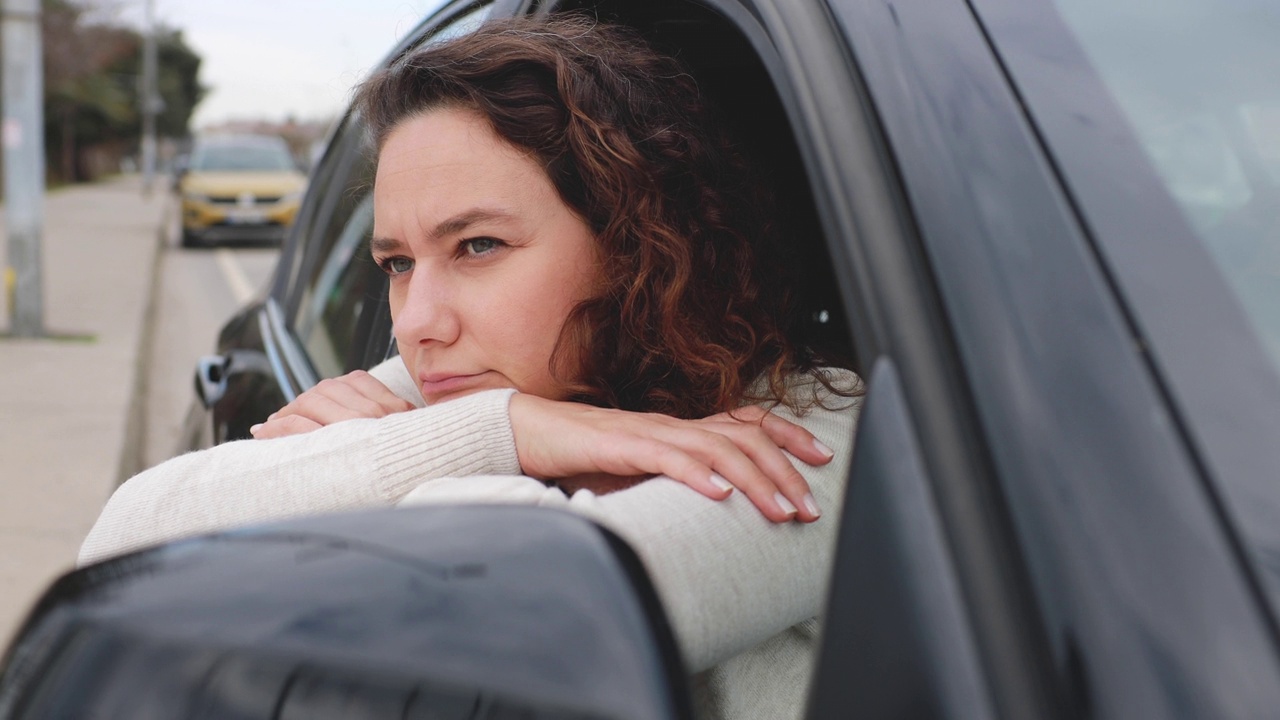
left=78, top=370, right=519, bottom=565
left=398, top=369, right=863, bottom=675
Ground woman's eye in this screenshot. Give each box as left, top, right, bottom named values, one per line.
left=379, top=256, right=414, bottom=275
left=460, top=237, right=504, bottom=256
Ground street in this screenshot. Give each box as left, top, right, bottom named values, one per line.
left=143, top=197, right=277, bottom=468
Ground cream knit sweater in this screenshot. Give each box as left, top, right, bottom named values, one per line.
left=80, top=359, right=861, bottom=720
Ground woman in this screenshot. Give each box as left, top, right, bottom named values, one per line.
left=81, top=15, right=860, bottom=720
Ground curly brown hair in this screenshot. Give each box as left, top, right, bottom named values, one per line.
left=355, top=13, right=853, bottom=418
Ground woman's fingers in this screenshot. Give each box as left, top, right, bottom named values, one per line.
left=250, top=414, right=322, bottom=439
left=275, top=381, right=383, bottom=425
left=659, top=424, right=820, bottom=523
left=341, top=370, right=417, bottom=413
left=508, top=395, right=832, bottom=524
left=716, top=406, right=835, bottom=466
left=263, top=371, right=414, bottom=433
left=696, top=410, right=832, bottom=521
left=634, top=438, right=729, bottom=501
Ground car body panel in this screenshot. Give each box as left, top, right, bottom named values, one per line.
left=809, top=358, right=994, bottom=720
left=973, top=0, right=1280, bottom=631
left=204, top=304, right=290, bottom=444
left=823, top=0, right=1280, bottom=714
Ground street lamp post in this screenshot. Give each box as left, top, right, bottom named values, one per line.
left=2, top=0, right=46, bottom=337
left=140, top=0, right=159, bottom=195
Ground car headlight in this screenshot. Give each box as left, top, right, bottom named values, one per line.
left=183, top=192, right=211, bottom=204
left=280, top=190, right=304, bottom=204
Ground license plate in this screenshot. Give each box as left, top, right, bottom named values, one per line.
left=225, top=208, right=266, bottom=224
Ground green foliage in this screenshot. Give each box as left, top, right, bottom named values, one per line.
left=109, top=29, right=207, bottom=138
left=36, top=0, right=205, bottom=181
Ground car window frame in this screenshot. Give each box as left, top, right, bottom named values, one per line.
left=655, top=0, right=1065, bottom=716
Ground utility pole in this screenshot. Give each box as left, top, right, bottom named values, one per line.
left=2, top=0, right=45, bottom=337
left=140, top=0, right=158, bottom=195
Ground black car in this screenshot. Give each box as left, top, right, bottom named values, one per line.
left=6, top=0, right=1280, bottom=717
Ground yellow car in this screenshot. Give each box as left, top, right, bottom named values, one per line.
left=177, top=135, right=307, bottom=247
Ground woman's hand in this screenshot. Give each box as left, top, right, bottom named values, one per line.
left=508, top=394, right=835, bottom=523
left=250, top=370, right=415, bottom=439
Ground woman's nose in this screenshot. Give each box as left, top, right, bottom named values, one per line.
left=393, top=267, right=460, bottom=347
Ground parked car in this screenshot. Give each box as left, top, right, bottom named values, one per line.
left=176, top=134, right=307, bottom=247
left=5, top=0, right=1280, bottom=717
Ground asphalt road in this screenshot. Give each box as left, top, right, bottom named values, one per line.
left=143, top=196, right=279, bottom=469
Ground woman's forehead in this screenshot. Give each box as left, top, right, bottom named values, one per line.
left=372, top=110, right=554, bottom=232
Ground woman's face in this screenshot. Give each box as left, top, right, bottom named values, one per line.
left=372, top=107, right=600, bottom=405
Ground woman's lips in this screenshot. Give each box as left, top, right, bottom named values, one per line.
left=419, top=372, right=486, bottom=400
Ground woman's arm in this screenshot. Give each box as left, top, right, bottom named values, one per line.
left=78, top=384, right=518, bottom=565
left=82, top=355, right=836, bottom=566
left=261, top=359, right=837, bottom=522
left=399, top=371, right=862, bottom=672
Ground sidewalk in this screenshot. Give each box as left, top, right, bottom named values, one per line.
left=0, top=174, right=165, bottom=647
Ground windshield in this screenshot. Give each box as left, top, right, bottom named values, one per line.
left=1052, top=0, right=1280, bottom=368
left=192, top=142, right=296, bottom=172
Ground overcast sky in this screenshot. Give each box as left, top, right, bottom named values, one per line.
left=112, top=0, right=449, bottom=128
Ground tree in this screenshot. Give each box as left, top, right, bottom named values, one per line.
left=42, top=0, right=137, bottom=181
left=38, top=0, right=205, bottom=182
left=108, top=27, right=205, bottom=139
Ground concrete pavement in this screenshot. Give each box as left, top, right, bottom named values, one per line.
left=0, top=174, right=165, bottom=647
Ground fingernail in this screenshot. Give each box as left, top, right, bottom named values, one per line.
left=803, top=493, right=821, bottom=518
left=814, top=438, right=834, bottom=458
left=709, top=473, right=733, bottom=495
left=249, top=424, right=263, bottom=436
left=774, top=492, right=798, bottom=516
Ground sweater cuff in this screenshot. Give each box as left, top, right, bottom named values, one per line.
left=372, top=388, right=521, bottom=502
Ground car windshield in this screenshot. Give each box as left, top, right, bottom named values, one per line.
left=1052, top=0, right=1280, bottom=370
left=192, top=142, right=296, bottom=172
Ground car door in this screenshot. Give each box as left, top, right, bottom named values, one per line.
left=761, top=0, right=1280, bottom=718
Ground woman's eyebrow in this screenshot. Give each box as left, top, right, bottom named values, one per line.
left=369, top=236, right=404, bottom=254
left=370, top=208, right=516, bottom=253
left=427, top=208, right=515, bottom=240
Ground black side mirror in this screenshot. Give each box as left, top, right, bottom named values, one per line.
left=0, top=506, right=691, bottom=720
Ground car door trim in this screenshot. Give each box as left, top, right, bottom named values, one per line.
left=261, top=299, right=314, bottom=401
left=722, top=0, right=1063, bottom=716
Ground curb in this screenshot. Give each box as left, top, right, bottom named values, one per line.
left=114, top=193, right=170, bottom=487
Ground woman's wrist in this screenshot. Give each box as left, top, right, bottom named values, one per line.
left=372, top=388, right=521, bottom=501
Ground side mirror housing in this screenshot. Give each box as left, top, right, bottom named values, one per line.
left=0, top=506, right=691, bottom=720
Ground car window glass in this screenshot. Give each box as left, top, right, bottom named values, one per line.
left=296, top=195, right=381, bottom=378
left=191, top=141, right=294, bottom=171
left=275, top=116, right=363, bottom=311
left=290, top=147, right=375, bottom=367
left=288, top=1, right=496, bottom=378
left=1052, top=0, right=1280, bottom=370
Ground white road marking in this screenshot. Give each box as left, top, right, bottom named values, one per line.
left=214, top=248, right=256, bottom=306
